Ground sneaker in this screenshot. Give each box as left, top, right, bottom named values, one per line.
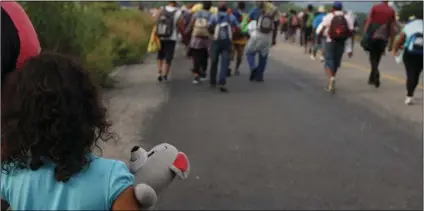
left=219, top=86, right=229, bottom=93
left=163, top=75, right=168, bottom=81
left=405, top=97, right=414, bottom=105
left=227, top=69, right=232, bottom=77
left=325, top=77, right=336, bottom=93
left=200, top=77, right=208, bottom=82
left=157, top=75, right=163, bottom=82
left=329, top=77, right=336, bottom=93
left=319, top=56, right=324, bottom=62
left=249, top=68, right=257, bottom=82
left=192, top=79, right=200, bottom=84
left=310, top=55, right=316, bottom=60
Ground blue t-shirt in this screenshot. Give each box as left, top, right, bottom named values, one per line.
left=248, top=8, right=261, bottom=21
left=1, top=156, right=134, bottom=210
left=209, top=11, right=240, bottom=40
left=402, top=19, right=423, bottom=49
left=312, top=13, right=326, bottom=29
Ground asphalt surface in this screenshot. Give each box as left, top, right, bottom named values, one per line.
left=141, top=43, right=422, bottom=210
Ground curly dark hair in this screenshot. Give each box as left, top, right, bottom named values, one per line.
left=1, top=52, right=115, bottom=182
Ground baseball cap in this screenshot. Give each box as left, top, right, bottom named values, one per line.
left=333, top=1, right=343, bottom=10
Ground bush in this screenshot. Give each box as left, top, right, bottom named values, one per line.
left=21, top=2, right=154, bottom=88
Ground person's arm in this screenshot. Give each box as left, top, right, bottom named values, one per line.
left=387, top=11, right=396, bottom=51
left=109, top=161, right=139, bottom=211
left=184, top=14, right=196, bottom=35
left=393, top=32, right=406, bottom=56
left=111, top=186, right=141, bottom=211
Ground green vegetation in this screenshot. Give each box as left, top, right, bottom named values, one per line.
left=21, top=2, right=154, bottom=88
left=395, top=1, right=423, bottom=22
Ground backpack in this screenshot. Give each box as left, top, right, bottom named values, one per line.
left=156, top=9, right=177, bottom=38
left=257, top=12, right=274, bottom=34
left=290, top=15, right=299, bottom=27
left=406, top=32, right=423, bottom=55
left=328, top=14, right=351, bottom=41
left=213, top=15, right=232, bottom=40
left=305, top=12, right=314, bottom=28
left=192, top=13, right=210, bottom=38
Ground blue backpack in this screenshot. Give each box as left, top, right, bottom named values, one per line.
left=406, top=32, right=423, bottom=55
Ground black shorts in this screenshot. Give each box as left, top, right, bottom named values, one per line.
left=157, top=40, right=176, bottom=64
left=304, top=27, right=313, bottom=41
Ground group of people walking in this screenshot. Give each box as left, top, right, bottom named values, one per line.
left=277, top=1, right=422, bottom=105
left=154, top=1, right=280, bottom=93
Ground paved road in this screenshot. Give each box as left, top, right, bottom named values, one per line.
left=138, top=43, right=422, bottom=210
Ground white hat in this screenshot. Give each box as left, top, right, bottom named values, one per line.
left=318, top=6, right=325, bottom=13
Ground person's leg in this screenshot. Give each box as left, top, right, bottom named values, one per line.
left=199, top=48, right=209, bottom=79
left=323, top=41, right=336, bottom=91
left=368, top=40, right=385, bottom=87
left=191, top=48, right=201, bottom=83
left=235, top=44, right=244, bottom=74
left=218, top=41, right=231, bottom=92
left=163, top=40, right=177, bottom=80
left=404, top=54, right=423, bottom=100
left=156, top=40, right=166, bottom=81
left=255, top=53, right=269, bottom=82
left=209, top=42, right=220, bottom=86
left=227, top=44, right=234, bottom=77
left=333, top=40, right=345, bottom=77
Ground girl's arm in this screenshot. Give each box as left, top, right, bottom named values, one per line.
left=111, top=186, right=140, bottom=211
left=392, top=32, right=406, bottom=56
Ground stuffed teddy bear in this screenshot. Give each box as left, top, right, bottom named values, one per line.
left=129, top=143, right=190, bottom=210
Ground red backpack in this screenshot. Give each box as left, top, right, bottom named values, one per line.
left=328, top=13, right=351, bottom=41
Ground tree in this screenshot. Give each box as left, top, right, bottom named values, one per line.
left=395, top=1, right=423, bottom=22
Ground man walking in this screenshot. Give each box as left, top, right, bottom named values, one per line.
left=185, top=1, right=212, bottom=84
left=316, top=1, right=354, bottom=93
left=362, top=1, right=395, bottom=88
left=208, top=2, right=240, bottom=92
left=245, top=1, right=279, bottom=82
left=156, top=1, right=183, bottom=82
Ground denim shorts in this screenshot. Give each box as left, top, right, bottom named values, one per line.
left=324, top=40, right=345, bottom=73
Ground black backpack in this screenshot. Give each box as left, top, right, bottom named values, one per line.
left=156, top=9, right=177, bottom=38
left=257, top=12, right=274, bottom=34
left=406, top=32, right=423, bottom=55
left=328, top=14, right=351, bottom=41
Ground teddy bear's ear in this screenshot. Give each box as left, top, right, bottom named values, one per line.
left=170, top=152, right=190, bottom=180
left=129, top=146, right=148, bottom=174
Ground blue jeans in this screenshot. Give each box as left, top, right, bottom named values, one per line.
left=246, top=52, right=268, bottom=81
left=210, top=40, right=231, bottom=85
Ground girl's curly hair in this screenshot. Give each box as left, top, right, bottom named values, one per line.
left=1, top=52, right=115, bottom=182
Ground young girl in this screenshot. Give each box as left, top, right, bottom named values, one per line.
left=1, top=53, right=140, bottom=210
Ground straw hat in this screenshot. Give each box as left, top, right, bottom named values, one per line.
left=318, top=6, right=325, bottom=13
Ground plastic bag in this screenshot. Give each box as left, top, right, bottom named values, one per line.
left=395, top=50, right=403, bottom=64
left=147, top=26, right=161, bottom=53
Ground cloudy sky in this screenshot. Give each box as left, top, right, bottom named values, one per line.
left=295, top=1, right=375, bottom=13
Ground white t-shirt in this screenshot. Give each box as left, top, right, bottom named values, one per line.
left=316, top=11, right=355, bottom=42
left=160, top=6, right=182, bottom=41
